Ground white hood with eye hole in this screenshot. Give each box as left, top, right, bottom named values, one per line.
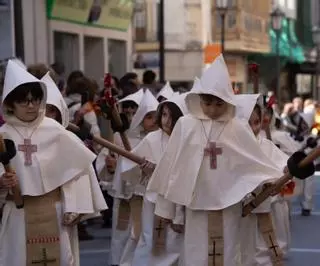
left=235, top=94, right=261, bottom=122
left=185, top=55, right=236, bottom=120
left=158, top=92, right=189, bottom=115
left=118, top=89, right=144, bottom=106
left=41, top=72, right=70, bottom=128
left=129, top=89, right=159, bottom=133
left=156, top=81, right=174, bottom=100
left=1, top=60, right=47, bottom=127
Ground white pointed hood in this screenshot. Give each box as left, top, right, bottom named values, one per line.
left=118, top=89, right=144, bottom=106
left=235, top=94, right=260, bottom=121
left=185, top=55, right=236, bottom=120
left=156, top=82, right=174, bottom=100
left=41, top=72, right=69, bottom=128
left=158, top=92, right=189, bottom=115
left=11, top=58, right=27, bottom=70
left=129, top=89, right=159, bottom=132
left=301, top=105, right=315, bottom=128
left=2, top=60, right=47, bottom=127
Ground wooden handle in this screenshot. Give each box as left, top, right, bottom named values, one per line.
left=67, top=123, right=144, bottom=165
left=0, top=135, right=24, bottom=209
left=242, top=146, right=320, bottom=217
left=111, top=106, right=132, bottom=151
left=242, top=172, right=291, bottom=217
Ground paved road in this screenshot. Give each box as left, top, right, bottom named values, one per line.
left=79, top=176, right=320, bottom=266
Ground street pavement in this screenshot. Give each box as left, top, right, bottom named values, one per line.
left=79, top=175, right=320, bottom=266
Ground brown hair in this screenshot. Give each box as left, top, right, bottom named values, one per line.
left=27, top=63, right=57, bottom=82
left=156, top=102, right=184, bottom=132
left=66, top=76, right=97, bottom=102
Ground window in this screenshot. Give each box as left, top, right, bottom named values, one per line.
left=227, top=11, right=237, bottom=28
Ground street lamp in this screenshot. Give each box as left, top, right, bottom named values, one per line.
left=270, top=7, right=285, bottom=103
left=158, top=0, right=165, bottom=83
left=216, top=0, right=228, bottom=54
left=312, top=26, right=320, bottom=100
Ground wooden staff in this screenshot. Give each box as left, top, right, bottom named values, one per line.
left=104, top=73, right=131, bottom=151
left=242, top=147, right=320, bottom=217
left=0, top=135, right=24, bottom=208
left=67, top=123, right=144, bottom=165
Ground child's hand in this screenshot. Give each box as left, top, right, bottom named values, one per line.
left=105, top=154, right=117, bottom=173
left=62, top=212, right=81, bottom=226
left=0, top=172, right=18, bottom=189
left=171, top=224, right=184, bottom=234
left=283, top=166, right=289, bottom=174
left=140, top=160, right=156, bottom=178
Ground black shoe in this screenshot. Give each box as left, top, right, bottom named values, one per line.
left=301, top=209, right=311, bottom=216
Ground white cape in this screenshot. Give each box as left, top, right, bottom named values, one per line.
left=147, top=115, right=284, bottom=211
left=121, top=129, right=183, bottom=266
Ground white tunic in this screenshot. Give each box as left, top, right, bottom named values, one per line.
left=0, top=118, right=107, bottom=266
left=121, top=129, right=184, bottom=266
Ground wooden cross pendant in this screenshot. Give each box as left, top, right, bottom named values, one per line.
left=31, top=248, right=56, bottom=265
left=204, top=142, right=223, bottom=169
left=18, top=138, right=37, bottom=166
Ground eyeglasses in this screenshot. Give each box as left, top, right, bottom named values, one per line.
left=16, top=98, right=41, bottom=107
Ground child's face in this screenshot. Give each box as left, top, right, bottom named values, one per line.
left=249, top=110, right=261, bottom=137
left=200, top=97, right=228, bottom=120
left=122, top=103, right=138, bottom=123
left=45, top=104, right=59, bottom=121
left=12, top=92, right=41, bottom=122
left=142, top=111, right=158, bottom=133
left=161, top=105, right=172, bottom=135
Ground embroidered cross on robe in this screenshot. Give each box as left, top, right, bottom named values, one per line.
left=152, top=216, right=167, bottom=255
left=18, top=138, right=37, bottom=166
left=31, top=248, right=56, bottom=265
left=204, top=142, right=223, bottom=169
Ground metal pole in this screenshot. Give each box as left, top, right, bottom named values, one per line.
left=316, top=45, right=320, bottom=101
left=276, top=30, right=281, bottom=103
left=221, top=12, right=226, bottom=54
left=159, top=0, right=165, bottom=83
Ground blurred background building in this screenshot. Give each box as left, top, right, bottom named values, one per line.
left=0, top=0, right=320, bottom=100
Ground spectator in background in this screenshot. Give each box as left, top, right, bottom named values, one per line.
left=119, top=72, right=140, bottom=98
left=141, top=69, right=161, bottom=96
left=27, top=63, right=57, bottom=82
left=51, top=62, right=65, bottom=93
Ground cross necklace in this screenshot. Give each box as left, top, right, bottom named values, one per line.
left=201, top=120, right=226, bottom=169
left=11, top=125, right=39, bottom=166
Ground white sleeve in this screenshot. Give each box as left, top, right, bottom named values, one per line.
left=172, top=204, right=185, bottom=225
left=84, top=110, right=101, bottom=136
left=154, top=195, right=176, bottom=220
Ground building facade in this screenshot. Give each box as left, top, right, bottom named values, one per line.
left=4, top=0, right=133, bottom=83
left=211, top=0, right=272, bottom=93
left=133, top=0, right=211, bottom=84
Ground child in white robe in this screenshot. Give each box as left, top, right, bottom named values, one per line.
left=236, top=94, right=291, bottom=265
left=0, top=61, right=107, bottom=266
left=120, top=93, right=188, bottom=266
left=147, top=55, right=286, bottom=266
left=118, top=89, right=159, bottom=266
left=41, top=72, right=108, bottom=266
left=96, top=89, right=144, bottom=266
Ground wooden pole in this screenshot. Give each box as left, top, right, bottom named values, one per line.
left=242, top=146, right=320, bottom=217
left=67, top=123, right=144, bottom=165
